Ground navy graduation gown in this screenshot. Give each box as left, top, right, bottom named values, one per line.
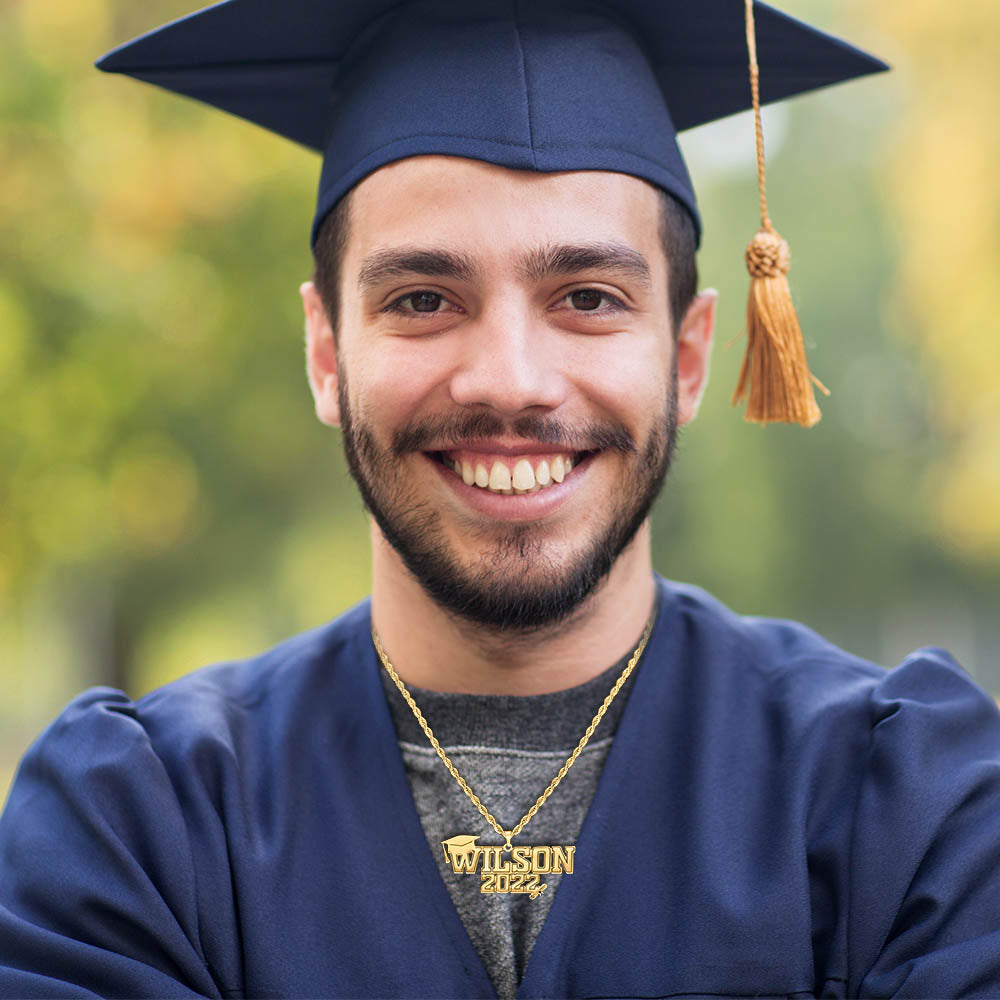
left=2, top=578, right=999, bottom=998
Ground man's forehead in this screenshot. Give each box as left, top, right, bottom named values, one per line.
left=353, top=155, right=662, bottom=207
left=346, top=156, right=665, bottom=269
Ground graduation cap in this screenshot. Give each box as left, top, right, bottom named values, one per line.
left=441, top=834, right=480, bottom=866
left=96, top=0, right=887, bottom=426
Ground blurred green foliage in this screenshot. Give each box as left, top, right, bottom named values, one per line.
left=3, top=0, right=999, bottom=798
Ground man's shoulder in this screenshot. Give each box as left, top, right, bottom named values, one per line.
left=19, top=597, right=376, bottom=790
left=655, top=576, right=987, bottom=731
left=138, top=595, right=374, bottom=721
left=658, top=575, right=885, bottom=680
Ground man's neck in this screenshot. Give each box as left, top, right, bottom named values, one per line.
left=369, top=522, right=656, bottom=695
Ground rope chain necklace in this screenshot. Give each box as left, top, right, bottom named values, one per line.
left=372, top=617, right=653, bottom=900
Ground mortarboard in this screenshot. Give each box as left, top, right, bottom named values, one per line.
left=96, top=0, right=887, bottom=425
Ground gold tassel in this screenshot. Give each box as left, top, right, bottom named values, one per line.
left=732, top=0, right=828, bottom=426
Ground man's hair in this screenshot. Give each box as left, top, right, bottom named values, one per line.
left=312, top=185, right=698, bottom=339
left=312, top=190, right=354, bottom=337
left=657, top=190, right=698, bottom=337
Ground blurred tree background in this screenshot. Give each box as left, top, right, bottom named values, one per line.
left=2, top=0, right=998, bottom=798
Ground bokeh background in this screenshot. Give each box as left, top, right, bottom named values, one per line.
left=2, top=0, right=999, bottom=800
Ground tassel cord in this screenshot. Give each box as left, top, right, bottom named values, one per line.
left=745, top=0, right=772, bottom=234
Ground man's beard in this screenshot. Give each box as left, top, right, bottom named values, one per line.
left=338, top=366, right=678, bottom=632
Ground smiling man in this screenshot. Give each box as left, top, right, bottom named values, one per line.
left=306, top=159, right=710, bottom=686
left=2, top=1, right=1000, bottom=998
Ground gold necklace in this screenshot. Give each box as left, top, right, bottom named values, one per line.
left=372, top=617, right=653, bottom=900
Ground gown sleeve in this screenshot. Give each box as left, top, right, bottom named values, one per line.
left=852, top=649, right=1000, bottom=997
left=0, top=689, right=222, bottom=999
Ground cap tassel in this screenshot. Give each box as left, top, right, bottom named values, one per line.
left=732, top=0, right=829, bottom=426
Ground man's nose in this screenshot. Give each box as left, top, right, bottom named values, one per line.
left=447, top=303, right=568, bottom=416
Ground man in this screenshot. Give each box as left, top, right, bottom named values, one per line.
left=2, top=1, right=999, bottom=997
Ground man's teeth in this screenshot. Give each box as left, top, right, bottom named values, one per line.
left=449, top=455, right=576, bottom=494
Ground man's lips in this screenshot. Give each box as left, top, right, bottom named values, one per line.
left=423, top=450, right=595, bottom=522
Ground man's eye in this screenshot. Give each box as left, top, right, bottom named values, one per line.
left=562, top=289, right=627, bottom=312
left=388, top=291, right=452, bottom=314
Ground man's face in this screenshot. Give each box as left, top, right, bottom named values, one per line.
left=305, top=157, right=712, bottom=630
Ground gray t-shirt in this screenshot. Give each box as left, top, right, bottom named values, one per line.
left=380, top=643, right=642, bottom=999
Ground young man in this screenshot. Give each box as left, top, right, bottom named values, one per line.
left=2, top=2, right=999, bottom=997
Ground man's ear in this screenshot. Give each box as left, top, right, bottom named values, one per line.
left=675, top=290, right=716, bottom=426
left=301, top=280, right=341, bottom=428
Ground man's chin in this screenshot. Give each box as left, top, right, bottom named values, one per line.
left=416, top=577, right=600, bottom=633
left=392, top=536, right=621, bottom=632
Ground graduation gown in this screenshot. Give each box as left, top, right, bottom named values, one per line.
left=2, top=578, right=999, bottom=998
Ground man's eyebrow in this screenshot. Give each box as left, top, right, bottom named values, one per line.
left=516, top=243, right=652, bottom=289
left=357, top=247, right=479, bottom=291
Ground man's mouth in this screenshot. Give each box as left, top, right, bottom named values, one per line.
left=428, top=450, right=588, bottom=495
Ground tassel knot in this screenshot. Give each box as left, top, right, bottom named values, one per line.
left=745, top=230, right=790, bottom=279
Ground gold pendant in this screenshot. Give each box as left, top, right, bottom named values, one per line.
left=441, top=835, right=576, bottom=900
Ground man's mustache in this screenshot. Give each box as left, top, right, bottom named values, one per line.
left=392, top=411, right=637, bottom=457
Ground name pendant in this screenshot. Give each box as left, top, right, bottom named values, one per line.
left=441, top=835, right=576, bottom=901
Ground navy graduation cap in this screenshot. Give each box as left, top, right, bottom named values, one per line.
left=96, top=0, right=887, bottom=425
